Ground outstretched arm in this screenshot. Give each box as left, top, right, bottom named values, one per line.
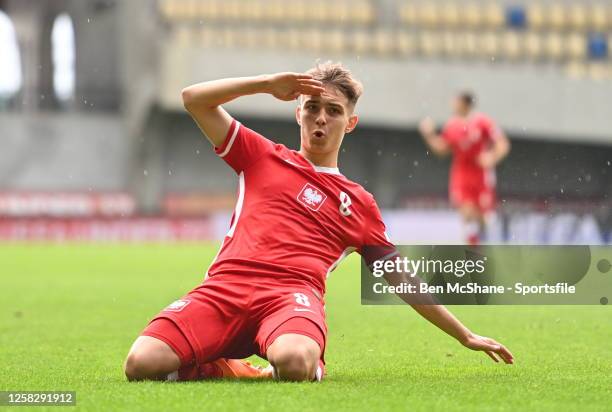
left=384, top=272, right=514, bottom=364
left=181, top=73, right=325, bottom=147
left=418, top=117, right=451, bottom=157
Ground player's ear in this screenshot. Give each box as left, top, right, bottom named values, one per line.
left=345, top=114, right=359, bottom=133
left=295, top=105, right=302, bottom=126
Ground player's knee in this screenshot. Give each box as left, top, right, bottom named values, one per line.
left=270, top=343, right=319, bottom=381
left=124, top=350, right=157, bottom=381
left=124, top=347, right=176, bottom=381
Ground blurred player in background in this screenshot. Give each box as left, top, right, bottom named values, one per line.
left=419, top=92, right=510, bottom=245
left=124, top=64, right=513, bottom=384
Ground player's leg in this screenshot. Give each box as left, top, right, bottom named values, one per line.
left=124, top=332, right=181, bottom=381
left=266, top=331, right=322, bottom=381
left=255, top=288, right=328, bottom=382
left=124, top=278, right=270, bottom=382
left=458, top=202, right=482, bottom=245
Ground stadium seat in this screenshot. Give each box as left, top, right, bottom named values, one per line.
left=463, top=31, right=479, bottom=57
left=329, top=1, right=350, bottom=24
left=484, top=3, right=505, bottom=28
left=524, top=32, right=543, bottom=60
left=286, top=0, right=307, bottom=22
left=501, top=31, right=522, bottom=60
left=568, top=3, right=588, bottom=31
left=505, top=5, right=527, bottom=30
left=281, top=28, right=303, bottom=50
left=586, top=62, right=610, bottom=80
left=264, top=0, right=285, bottom=22
left=419, top=31, right=442, bottom=57
left=543, top=32, right=565, bottom=61
left=587, top=33, right=608, bottom=60
left=440, top=2, right=460, bottom=28
left=306, top=1, right=328, bottom=23
left=565, top=61, right=587, bottom=79
left=372, top=30, right=394, bottom=56
left=527, top=3, right=545, bottom=30
left=419, top=3, right=441, bottom=28
left=548, top=4, right=568, bottom=30
left=590, top=4, right=609, bottom=31
left=323, top=30, right=346, bottom=53
left=396, top=31, right=417, bottom=56
left=567, top=33, right=587, bottom=60
left=242, top=27, right=261, bottom=49
left=463, top=3, right=483, bottom=28
left=352, top=29, right=372, bottom=54
left=350, top=1, right=375, bottom=24
left=479, top=31, right=499, bottom=59
left=158, top=0, right=177, bottom=20
left=399, top=2, right=418, bottom=26
left=174, top=26, right=193, bottom=47
left=441, top=31, right=461, bottom=58
left=200, top=0, right=220, bottom=20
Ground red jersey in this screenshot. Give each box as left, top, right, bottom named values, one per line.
left=441, top=112, right=500, bottom=186
left=207, top=120, right=395, bottom=295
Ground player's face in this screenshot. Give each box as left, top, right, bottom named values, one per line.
left=297, top=85, right=358, bottom=159
left=452, top=96, right=470, bottom=117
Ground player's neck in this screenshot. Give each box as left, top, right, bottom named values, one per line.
left=299, top=149, right=338, bottom=169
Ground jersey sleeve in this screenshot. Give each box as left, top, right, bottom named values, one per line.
left=214, top=119, right=274, bottom=174
left=358, top=196, right=399, bottom=268
left=479, top=114, right=503, bottom=141
left=440, top=120, right=452, bottom=142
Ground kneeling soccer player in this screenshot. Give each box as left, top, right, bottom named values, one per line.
left=124, top=62, right=513, bottom=382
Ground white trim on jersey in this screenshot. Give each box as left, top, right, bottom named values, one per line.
left=326, top=247, right=357, bottom=278
left=204, top=236, right=226, bottom=279
left=302, top=156, right=342, bottom=175
left=218, top=121, right=241, bottom=158
left=227, top=171, right=245, bottom=237
left=312, top=165, right=341, bottom=175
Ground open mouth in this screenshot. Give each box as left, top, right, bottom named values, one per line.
left=313, top=130, right=325, bottom=138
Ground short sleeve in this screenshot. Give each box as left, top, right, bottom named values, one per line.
left=440, top=120, right=452, bottom=142
left=358, top=197, right=399, bottom=268
left=479, top=114, right=502, bottom=141
left=215, top=120, right=274, bottom=174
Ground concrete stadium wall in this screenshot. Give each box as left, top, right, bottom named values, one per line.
left=0, top=113, right=129, bottom=190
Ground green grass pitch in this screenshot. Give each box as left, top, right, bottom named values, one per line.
left=1, top=244, right=610, bottom=411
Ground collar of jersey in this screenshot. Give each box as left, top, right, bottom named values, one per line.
left=291, top=151, right=342, bottom=175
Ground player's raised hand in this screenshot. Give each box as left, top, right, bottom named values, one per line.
left=461, top=333, right=514, bottom=364
left=265, top=73, right=325, bottom=101
left=418, top=117, right=436, bottom=137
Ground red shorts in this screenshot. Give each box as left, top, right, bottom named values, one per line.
left=450, top=170, right=496, bottom=213
left=141, top=274, right=327, bottom=367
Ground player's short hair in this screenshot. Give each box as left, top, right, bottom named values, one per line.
left=307, top=61, right=363, bottom=107
left=458, top=91, right=476, bottom=108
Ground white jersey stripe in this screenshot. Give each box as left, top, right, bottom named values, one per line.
left=218, top=122, right=241, bottom=158
left=227, top=171, right=245, bottom=238
left=326, top=247, right=356, bottom=278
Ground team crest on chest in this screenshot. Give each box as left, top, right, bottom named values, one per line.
left=297, top=183, right=327, bottom=211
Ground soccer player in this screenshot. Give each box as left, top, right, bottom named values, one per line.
left=124, top=63, right=513, bottom=383
left=418, top=93, right=510, bottom=245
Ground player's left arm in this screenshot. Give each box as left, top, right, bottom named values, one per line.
left=385, top=271, right=514, bottom=364
left=362, top=198, right=513, bottom=364
left=478, top=116, right=511, bottom=169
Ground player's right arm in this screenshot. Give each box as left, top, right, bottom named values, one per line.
left=181, top=73, right=325, bottom=147
left=418, top=117, right=451, bottom=157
